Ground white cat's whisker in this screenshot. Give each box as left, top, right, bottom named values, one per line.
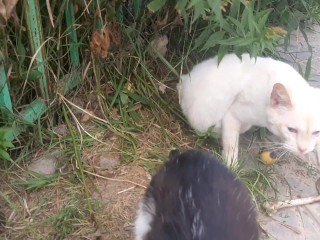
left=277, top=149, right=289, bottom=161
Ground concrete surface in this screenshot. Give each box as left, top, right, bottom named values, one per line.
left=250, top=25, right=320, bottom=240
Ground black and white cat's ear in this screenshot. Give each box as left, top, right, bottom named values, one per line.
left=169, top=149, right=180, bottom=162
left=270, top=83, right=292, bottom=109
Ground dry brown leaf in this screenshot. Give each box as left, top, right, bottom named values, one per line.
left=73, top=0, right=79, bottom=14
left=109, top=22, right=121, bottom=46
left=149, top=35, right=169, bottom=56
left=0, top=0, right=19, bottom=27
left=90, top=27, right=111, bottom=58
left=172, top=12, right=183, bottom=26
left=81, top=110, right=95, bottom=123
left=158, top=82, right=168, bottom=94
left=0, top=0, right=18, bottom=20
left=46, top=0, right=54, bottom=27
left=133, top=103, right=142, bottom=111
left=155, top=11, right=168, bottom=28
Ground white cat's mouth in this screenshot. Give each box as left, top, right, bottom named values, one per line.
left=283, top=143, right=315, bottom=156
left=261, top=141, right=315, bottom=161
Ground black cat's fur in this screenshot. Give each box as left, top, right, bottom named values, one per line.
left=134, top=149, right=260, bottom=240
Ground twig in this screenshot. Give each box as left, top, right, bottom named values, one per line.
left=83, top=170, right=147, bottom=189
left=264, top=195, right=320, bottom=213
left=118, top=186, right=136, bottom=194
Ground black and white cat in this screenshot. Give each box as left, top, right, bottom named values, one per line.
left=134, top=149, right=260, bottom=240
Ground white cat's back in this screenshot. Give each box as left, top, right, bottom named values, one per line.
left=178, top=53, right=308, bottom=132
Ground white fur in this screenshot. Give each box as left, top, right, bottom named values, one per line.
left=134, top=199, right=155, bottom=240
left=178, top=53, right=320, bottom=164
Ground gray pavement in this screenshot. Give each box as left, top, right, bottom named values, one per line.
left=248, top=25, right=320, bottom=240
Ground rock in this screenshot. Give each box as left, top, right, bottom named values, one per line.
left=148, top=35, right=168, bottom=57
left=53, top=124, right=68, bottom=136
left=83, top=154, right=121, bottom=176
left=28, top=151, right=62, bottom=176
left=98, top=154, right=120, bottom=171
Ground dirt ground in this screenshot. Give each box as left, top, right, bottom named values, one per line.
left=2, top=24, right=320, bottom=240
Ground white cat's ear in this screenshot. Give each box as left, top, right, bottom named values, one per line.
left=270, top=83, right=292, bottom=108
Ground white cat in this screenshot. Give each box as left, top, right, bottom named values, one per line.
left=177, top=53, right=320, bottom=165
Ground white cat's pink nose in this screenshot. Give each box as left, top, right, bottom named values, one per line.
left=298, top=147, right=307, bottom=153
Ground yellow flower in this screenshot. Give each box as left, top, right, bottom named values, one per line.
left=265, top=27, right=287, bottom=39
left=124, top=82, right=134, bottom=93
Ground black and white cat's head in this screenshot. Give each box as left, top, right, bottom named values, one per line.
left=134, top=149, right=260, bottom=240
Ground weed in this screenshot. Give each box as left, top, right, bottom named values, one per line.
left=14, top=173, right=60, bottom=191
left=49, top=194, right=88, bottom=238
left=0, top=128, right=14, bottom=162
left=238, top=166, right=276, bottom=208
left=1, top=0, right=319, bottom=238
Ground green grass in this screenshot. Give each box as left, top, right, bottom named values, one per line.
left=2, top=0, right=320, bottom=238
left=49, top=194, right=90, bottom=238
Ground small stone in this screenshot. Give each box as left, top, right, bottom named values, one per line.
left=148, top=35, right=169, bottom=57
left=53, top=124, right=68, bottom=136
left=98, top=155, right=120, bottom=171
left=28, top=155, right=57, bottom=176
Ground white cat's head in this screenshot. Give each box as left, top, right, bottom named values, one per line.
left=267, top=83, right=320, bottom=154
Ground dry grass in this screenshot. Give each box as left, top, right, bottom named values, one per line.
left=0, top=92, right=205, bottom=239
left=0, top=74, right=276, bottom=240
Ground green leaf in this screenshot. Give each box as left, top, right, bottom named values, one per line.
left=187, top=0, right=201, bottom=9
left=147, top=0, right=167, bottom=13
left=0, top=141, right=14, bottom=148
left=17, top=40, right=26, bottom=64
left=250, top=42, right=260, bottom=58
left=228, top=17, right=245, bottom=36
left=193, top=28, right=213, bottom=50
left=201, top=31, right=225, bottom=51
left=192, top=1, right=205, bottom=23
left=210, top=0, right=223, bottom=24
left=229, top=0, right=240, bottom=18
left=0, top=127, right=14, bottom=141
left=175, top=0, right=188, bottom=13
left=0, top=148, right=11, bottom=160
left=241, top=7, right=249, bottom=29
left=128, top=93, right=152, bottom=106
left=257, top=10, right=270, bottom=30
left=133, top=0, right=142, bottom=19
left=304, top=56, right=312, bottom=80
left=21, top=70, right=43, bottom=81
left=247, top=10, right=256, bottom=34
left=220, top=19, right=235, bottom=35
left=119, top=92, right=129, bottom=105
left=217, top=45, right=229, bottom=64
left=219, top=36, right=255, bottom=46
left=129, top=110, right=140, bottom=122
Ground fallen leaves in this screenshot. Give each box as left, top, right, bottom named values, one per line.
left=0, top=0, right=19, bottom=28
left=90, top=23, right=122, bottom=58
left=158, top=82, right=168, bottom=94
left=148, top=35, right=169, bottom=57
left=90, top=27, right=111, bottom=58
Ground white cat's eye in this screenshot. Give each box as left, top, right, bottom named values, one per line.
left=312, top=131, right=320, bottom=136
left=287, top=127, right=298, bottom=133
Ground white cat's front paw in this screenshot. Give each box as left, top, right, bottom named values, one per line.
left=223, top=149, right=238, bottom=167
